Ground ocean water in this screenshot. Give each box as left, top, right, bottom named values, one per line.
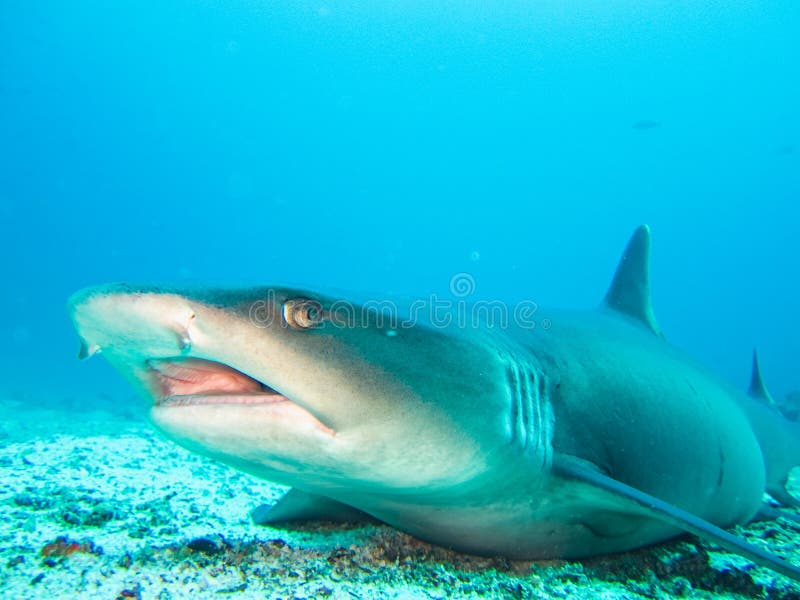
left=1, top=2, right=799, bottom=598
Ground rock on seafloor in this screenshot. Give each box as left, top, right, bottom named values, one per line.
left=2, top=395, right=800, bottom=599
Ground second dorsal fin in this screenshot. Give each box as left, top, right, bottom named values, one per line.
left=603, top=225, right=662, bottom=336
left=748, top=349, right=775, bottom=406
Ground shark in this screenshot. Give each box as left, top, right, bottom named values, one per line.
left=68, top=225, right=800, bottom=580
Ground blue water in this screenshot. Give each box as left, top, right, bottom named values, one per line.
left=1, top=2, right=798, bottom=406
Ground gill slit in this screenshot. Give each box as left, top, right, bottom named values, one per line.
left=505, top=358, right=554, bottom=468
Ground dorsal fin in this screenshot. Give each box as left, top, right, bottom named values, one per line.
left=748, top=349, right=775, bottom=405
left=603, top=225, right=662, bottom=336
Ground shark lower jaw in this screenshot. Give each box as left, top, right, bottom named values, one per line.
left=156, top=394, right=289, bottom=408
left=143, top=357, right=335, bottom=436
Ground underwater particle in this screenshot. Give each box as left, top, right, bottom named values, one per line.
left=780, top=391, right=800, bottom=421
left=13, top=492, right=33, bottom=507
left=7, top=555, right=25, bottom=568
left=30, top=573, right=45, bottom=585
left=117, top=586, right=142, bottom=599
left=84, top=503, right=116, bottom=527
left=632, top=119, right=660, bottom=130
left=337, top=94, right=354, bottom=110
left=118, top=553, right=133, bottom=569
left=385, top=329, right=398, bottom=338
left=62, top=508, right=83, bottom=525
left=21, top=451, right=44, bottom=466
left=128, top=524, right=151, bottom=539
left=469, top=250, right=481, bottom=262
left=226, top=173, right=254, bottom=200
left=23, top=515, right=36, bottom=532
left=669, top=576, right=692, bottom=596
left=41, top=536, right=101, bottom=558
left=11, top=326, right=31, bottom=344
left=186, top=537, right=221, bottom=555
left=217, top=583, right=248, bottom=593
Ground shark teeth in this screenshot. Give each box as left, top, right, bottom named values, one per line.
left=158, top=393, right=289, bottom=407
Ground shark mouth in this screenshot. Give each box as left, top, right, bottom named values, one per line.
left=146, top=358, right=290, bottom=408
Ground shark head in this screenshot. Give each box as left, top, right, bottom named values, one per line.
left=68, top=284, right=534, bottom=504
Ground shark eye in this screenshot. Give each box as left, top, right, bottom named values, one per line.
left=283, top=298, right=325, bottom=330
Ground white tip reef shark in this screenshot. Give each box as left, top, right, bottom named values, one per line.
left=68, top=226, right=800, bottom=581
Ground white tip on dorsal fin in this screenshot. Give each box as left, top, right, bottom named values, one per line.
left=748, top=349, right=775, bottom=406
left=603, top=225, right=662, bottom=336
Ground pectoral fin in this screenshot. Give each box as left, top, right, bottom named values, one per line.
left=553, top=455, right=800, bottom=582
left=252, top=488, right=377, bottom=525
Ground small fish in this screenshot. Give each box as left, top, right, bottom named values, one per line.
left=632, top=119, right=661, bottom=130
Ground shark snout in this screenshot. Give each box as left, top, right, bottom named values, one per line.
left=67, top=284, right=338, bottom=434
left=68, top=285, right=198, bottom=360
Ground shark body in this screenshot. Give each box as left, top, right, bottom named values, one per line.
left=69, top=226, right=800, bottom=579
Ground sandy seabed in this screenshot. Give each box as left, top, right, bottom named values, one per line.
left=2, top=395, right=800, bottom=600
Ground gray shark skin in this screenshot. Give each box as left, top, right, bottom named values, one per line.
left=68, top=226, right=800, bottom=580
